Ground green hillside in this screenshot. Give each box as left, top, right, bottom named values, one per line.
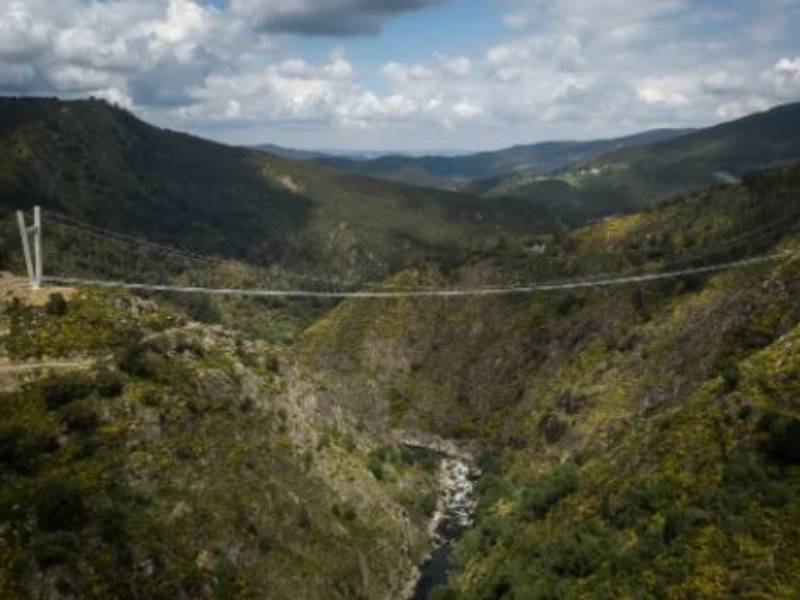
left=0, top=98, right=549, bottom=284
left=313, top=129, right=692, bottom=190
left=483, top=102, right=800, bottom=225
left=300, top=164, right=800, bottom=598
left=0, top=280, right=450, bottom=599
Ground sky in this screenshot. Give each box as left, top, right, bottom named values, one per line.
left=1, top=0, right=799, bottom=152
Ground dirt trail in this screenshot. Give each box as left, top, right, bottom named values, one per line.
left=0, top=359, right=95, bottom=375
left=0, top=359, right=96, bottom=392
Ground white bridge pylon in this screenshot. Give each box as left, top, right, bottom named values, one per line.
left=16, top=206, right=42, bottom=289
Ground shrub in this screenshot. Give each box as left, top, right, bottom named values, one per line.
left=32, top=532, right=77, bottom=568
left=60, top=401, right=99, bottom=433
left=607, top=481, right=674, bottom=529
left=758, top=412, right=800, bottom=464
left=44, top=293, right=68, bottom=316
left=117, top=345, right=162, bottom=379
left=662, top=507, right=709, bottom=544
left=453, top=515, right=513, bottom=566
left=183, top=295, right=221, bottom=324
left=630, top=288, right=647, bottom=317
left=547, top=523, right=610, bottom=578
left=538, top=413, right=568, bottom=444
left=429, top=586, right=459, bottom=600
left=714, top=360, right=741, bottom=392
left=366, top=454, right=384, bottom=480
left=762, top=481, right=793, bottom=508
left=514, top=575, right=565, bottom=600
left=724, top=451, right=768, bottom=486
left=38, top=373, right=95, bottom=409
left=97, top=506, right=128, bottom=546
left=556, top=293, right=579, bottom=316
left=36, top=479, right=87, bottom=532
left=387, top=387, right=409, bottom=420
left=95, top=369, right=124, bottom=398
left=414, top=491, right=437, bottom=517
left=522, top=464, right=579, bottom=520
left=401, top=446, right=440, bottom=473
left=0, top=424, right=57, bottom=474
left=476, top=474, right=515, bottom=513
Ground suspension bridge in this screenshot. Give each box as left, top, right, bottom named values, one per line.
left=12, top=206, right=799, bottom=299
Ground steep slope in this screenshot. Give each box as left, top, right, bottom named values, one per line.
left=588, top=100, right=800, bottom=196
left=484, top=101, right=800, bottom=224
left=299, top=164, right=800, bottom=598
left=0, top=98, right=547, bottom=284
left=312, top=130, right=692, bottom=190
left=0, top=285, right=446, bottom=599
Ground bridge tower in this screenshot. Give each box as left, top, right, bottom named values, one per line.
left=17, top=206, right=42, bottom=289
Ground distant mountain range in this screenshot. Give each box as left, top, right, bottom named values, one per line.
left=259, top=129, right=695, bottom=190
left=480, top=100, right=800, bottom=226
left=253, top=143, right=471, bottom=162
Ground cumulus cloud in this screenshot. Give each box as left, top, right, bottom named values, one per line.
left=178, top=56, right=361, bottom=123
left=716, top=96, right=771, bottom=120
left=765, top=56, right=800, bottom=99
left=637, top=77, right=691, bottom=108
left=0, top=1, right=51, bottom=62
left=438, top=55, right=472, bottom=78
left=0, top=0, right=797, bottom=148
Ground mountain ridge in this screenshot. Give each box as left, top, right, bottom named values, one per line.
left=310, top=128, right=695, bottom=190
left=0, top=97, right=553, bottom=285
left=483, top=101, right=800, bottom=219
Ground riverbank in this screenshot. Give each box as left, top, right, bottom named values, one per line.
left=408, top=453, right=479, bottom=599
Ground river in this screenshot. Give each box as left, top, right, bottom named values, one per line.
left=411, top=458, right=477, bottom=599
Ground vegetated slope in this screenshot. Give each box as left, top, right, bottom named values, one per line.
left=312, top=129, right=692, bottom=190
left=299, top=164, right=800, bottom=598
left=0, top=287, right=443, bottom=599
left=589, top=100, right=800, bottom=197
left=0, top=97, right=547, bottom=284
left=483, top=101, right=800, bottom=225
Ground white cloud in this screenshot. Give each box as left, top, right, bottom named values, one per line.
left=637, top=77, right=691, bottom=107
left=93, top=87, right=134, bottom=109
left=764, top=56, right=800, bottom=99
left=438, top=55, right=472, bottom=78
left=49, top=65, right=116, bottom=92
left=382, top=62, right=436, bottom=82
left=324, top=58, right=355, bottom=80
left=0, top=0, right=797, bottom=149
left=716, top=96, right=770, bottom=120
left=703, top=70, right=746, bottom=94
left=452, top=99, right=484, bottom=120
left=775, top=57, right=800, bottom=77
left=0, top=1, right=52, bottom=62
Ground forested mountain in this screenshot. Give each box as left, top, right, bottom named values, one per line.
left=483, top=101, right=800, bottom=223
left=0, top=98, right=548, bottom=284
left=312, top=129, right=693, bottom=190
